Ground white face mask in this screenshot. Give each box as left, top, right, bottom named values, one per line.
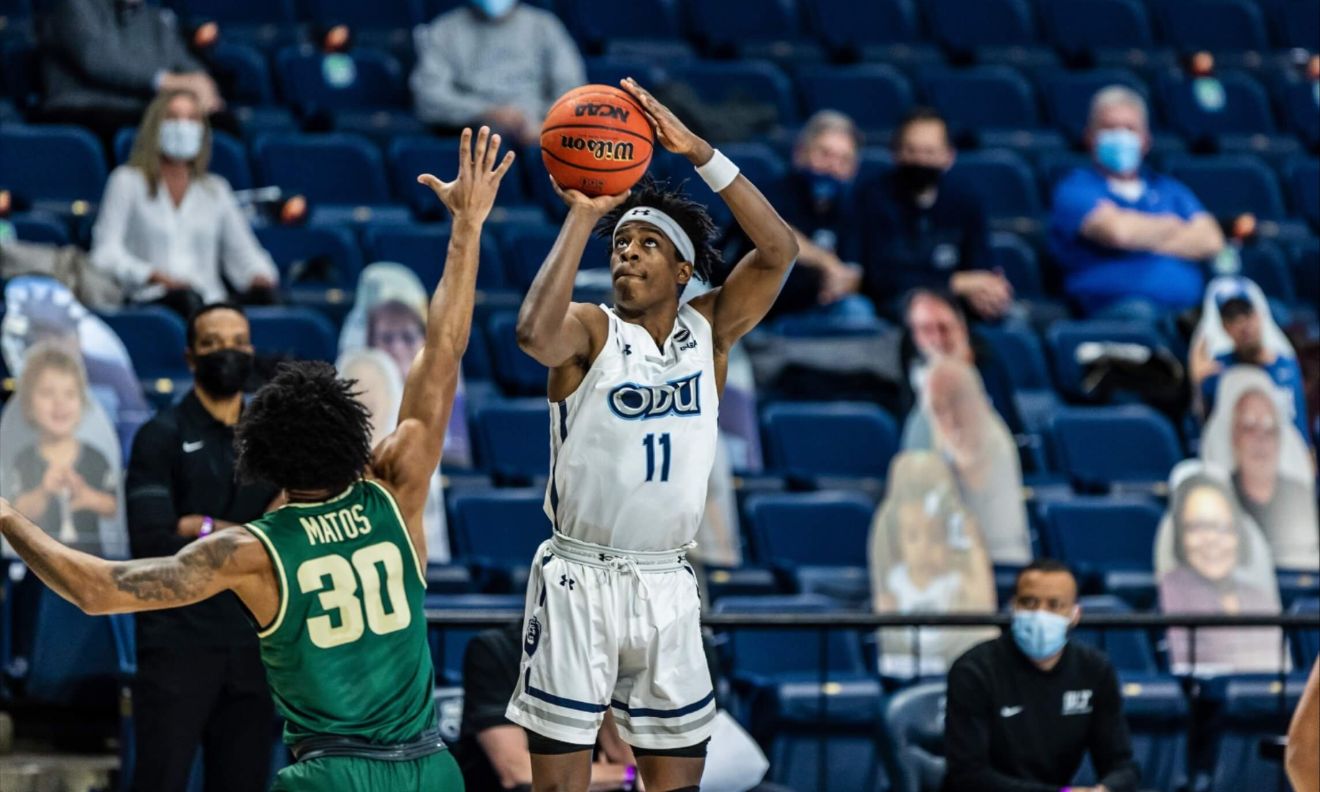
left=159, top=119, right=204, bottom=161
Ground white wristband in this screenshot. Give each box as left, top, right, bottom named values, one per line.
left=695, top=149, right=739, bottom=193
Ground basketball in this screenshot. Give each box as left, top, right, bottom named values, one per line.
left=540, top=84, right=654, bottom=197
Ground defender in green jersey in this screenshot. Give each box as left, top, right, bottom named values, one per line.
left=0, top=127, right=515, bottom=791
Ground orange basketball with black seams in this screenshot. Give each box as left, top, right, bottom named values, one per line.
left=541, top=84, right=654, bottom=197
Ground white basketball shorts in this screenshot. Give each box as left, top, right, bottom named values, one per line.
left=505, top=532, right=717, bottom=750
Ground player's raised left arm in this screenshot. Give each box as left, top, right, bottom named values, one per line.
left=622, top=77, right=798, bottom=350
left=0, top=496, right=266, bottom=616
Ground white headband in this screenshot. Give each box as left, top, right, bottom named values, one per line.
left=613, top=206, right=695, bottom=264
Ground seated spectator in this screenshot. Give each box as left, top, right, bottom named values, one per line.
left=899, top=289, right=1021, bottom=434
left=869, top=451, right=997, bottom=678
left=90, top=90, right=278, bottom=319
left=858, top=108, right=1009, bottom=321
left=36, top=0, right=227, bottom=156
left=902, top=358, right=1030, bottom=564
left=1192, top=276, right=1311, bottom=445
left=410, top=0, right=585, bottom=145
left=1049, top=86, right=1224, bottom=319
left=1200, top=367, right=1319, bottom=570
left=725, top=111, right=874, bottom=322
left=943, top=559, right=1139, bottom=792
left=0, top=342, right=120, bottom=557
left=1156, top=464, right=1286, bottom=674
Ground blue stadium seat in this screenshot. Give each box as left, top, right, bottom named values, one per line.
left=796, top=65, right=914, bottom=139
left=1045, top=319, right=1169, bottom=402
left=304, top=0, right=423, bottom=32
left=1276, top=0, right=1320, bottom=49
left=926, top=0, right=1037, bottom=54
left=921, top=67, right=1041, bottom=141
left=204, top=41, right=276, bottom=107
left=1282, top=79, right=1320, bottom=149
left=1072, top=674, right=1190, bottom=792
left=809, top=0, right=933, bottom=63
left=1290, top=240, right=1320, bottom=312
left=115, top=128, right=252, bottom=191
left=0, top=38, right=39, bottom=113
left=448, top=490, right=549, bottom=591
left=1153, top=0, right=1270, bottom=53
left=1201, top=673, right=1308, bottom=791
left=1070, top=595, right=1160, bottom=674
left=246, top=306, right=338, bottom=361
left=761, top=402, right=897, bottom=487
left=975, top=326, right=1058, bottom=435
left=501, top=223, right=610, bottom=290
left=255, top=224, right=364, bottom=295
left=681, top=0, right=816, bottom=59
left=946, top=151, right=1040, bottom=222
left=561, top=0, right=682, bottom=52
left=1167, top=155, right=1286, bottom=220
left=274, top=46, right=413, bottom=121
left=1238, top=240, right=1296, bottom=306
left=1160, top=71, right=1276, bottom=145
left=1041, top=501, right=1164, bottom=609
left=1277, top=570, right=1319, bottom=610
left=1048, top=405, right=1183, bottom=492
left=987, top=232, right=1043, bottom=298
left=583, top=56, right=665, bottom=92
left=0, top=125, right=106, bottom=206
left=1040, top=0, right=1154, bottom=60
left=484, top=313, right=548, bottom=396
left=1287, top=158, right=1319, bottom=231
left=665, top=61, right=798, bottom=132
left=1040, top=68, right=1150, bottom=146
left=363, top=223, right=509, bottom=292
left=745, top=491, right=874, bottom=604
left=21, top=585, right=134, bottom=707
left=426, top=594, right=523, bottom=684
left=252, top=133, right=395, bottom=208
left=387, top=135, right=532, bottom=221
left=471, top=399, right=550, bottom=484
left=654, top=142, right=784, bottom=223
left=173, top=0, right=298, bottom=46
left=99, top=307, right=190, bottom=381
left=883, top=682, right=947, bottom=792
left=1290, top=597, right=1319, bottom=670
left=8, top=210, right=69, bottom=245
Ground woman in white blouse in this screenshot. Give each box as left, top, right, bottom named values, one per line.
left=91, top=89, right=278, bottom=316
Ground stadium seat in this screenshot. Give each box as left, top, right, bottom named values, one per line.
left=1070, top=595, right=1160, bottom=673
left=1040, top=68, right=1150, bottom=146
left=921, top=67, right=1041, bottom=142
left=1045, top=319, right=1169, bottom=402
left=1072, top=674, right=1190, bottom=792
left=561, top=0, right=681, bottom=52
left=425, top=593, right=523, bottom=684
left=796, top=65, right=914, bottom=139
left=362, top=223, right=509, bottom=292
left=0, top=38, right=39, bottom=113
left=1277, top=569, right=1320, bottom=610
left=1048, top=405, right=1183, bottom=492
left=987, top=232, right=1043, bottom=298
left=471, top=399, right=550, bottom=484
left=1167, top=155, right=1287, bottom=221
left=1290, top=597, right=1319, bottom=670
left=1281, top=80, right=1320, bottom=150
left=1286, top=158, right=1319, bottom=231
left=252, top=133, right=400, bottom=214
left=882, top=682, right=947, bottom=792
left=173, top=0, right=298, bottom=51
left=1238, top=240, right=1296, bottom=307
left=681, top=0, right=807, bottom=55
left=1153, top=0, right=1270, bottom=53
left=1041, top=501, right=1164, bottom=609
left=665, top=61, right=798, bottom=133
left=448, top=490, right=550, bottom=591
left=809, top=0, right=937, bottom=65
left=387, top=136, right=531, bottom=220
left=1039, top=0, right=1154, bottom=61
left=745, top=491, right=874, bottom=605
left=1160, top=72, right=1276, bottom=146
left=204, top=41, right=276, bottom=107
left=246, top=306, right=338, bottom=362
left=761, top=402, right=897, bottom=488
left=484, top=312, right=548, bottom=396
left=975, top=325, right=1058, bottom=434
left=583, top=56, right=665, bottom=92
left=255, top=224, right=364, bottom=296
left=1201, top=673, right=1308, bottom=791
left=501, top=223, right=610, bottom=290
left=8, top=210, right=70, bottom=246
left=99, top=307, right=191, bottom=381
left=302, top=0, right=423, bottom=57
left=926, top=0, right=1037, bottom=55
left=1289, top=239, right=1320, bottom=312
left=115, top=128, right=252, bottom=191
left=655, top=142, right=785, bottom=222
left=1276, top=0, right=1320, bottom=49
left=946, top=151, right=1040, bottom=222
left=274, top=46, right=424, bottom=138
left=0, top=125, right=107, bottom=207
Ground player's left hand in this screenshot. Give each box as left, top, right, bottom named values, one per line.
left=621, top=77, right=713, bottom=165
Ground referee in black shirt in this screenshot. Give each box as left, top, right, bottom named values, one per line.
left=124, top=303, right=280, bottom=791
left=943, top=559, right=1139, bottom=792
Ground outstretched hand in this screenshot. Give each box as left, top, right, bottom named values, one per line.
left=418, top=126, right=516, bottom=225
left=620, top=77, right=713, bottom=165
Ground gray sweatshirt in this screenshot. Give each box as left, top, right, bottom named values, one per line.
left=410, top=4, right=586, bottom=128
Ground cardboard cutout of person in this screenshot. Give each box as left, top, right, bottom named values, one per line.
left=870, top=450, right=998, bottom=677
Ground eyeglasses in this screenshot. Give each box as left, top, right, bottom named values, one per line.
left=1183, top=520, right=1235, bottom=536
left=375, top=330, right=422, bottom=347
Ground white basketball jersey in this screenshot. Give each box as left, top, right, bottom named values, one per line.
left=545, top=303, right=719, bottom=551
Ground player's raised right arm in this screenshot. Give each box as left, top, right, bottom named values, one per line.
left=515, top=186, right=629, bottom=367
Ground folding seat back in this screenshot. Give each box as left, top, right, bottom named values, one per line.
left=0, top=125, right=106, bottom=205
left=24, top=584, right=134, bottom=707
left=485, top=312, right=548, bottom=396
left=174, top=0, right=297, bottom=28
left=1280, top=0, right=1320, bottom=50
left=99, top=307, right=190, bottom=381
left=666, top=61, right=797, bottom=130
left=472, top=399, right=550, bottom=483
left=1203, top=674, right=1307, bottom=791
left=1045, top=320, right=1168, bottom=401
left=1071, top=595, right=1159, bottom=674
left=563, top=0, right=680, bottom=47
left=746, top=491, right=873, bottom=569
left=363, top=223, right=508, bottom=292
left=1288, top=158, right=1319, bottom=230
left=1238, top=241, right=1295, bottom=305
left=713, top=594, right=865, bottom=676
left=246, top=306, right=338, bottom=362
left=976, top=326, right=1053, bottom=393
left=761, top=402, right=897, bottom=484
left=1291, top=240, right=1319, bottom=312
left=256, top=225, right=363, bottom=292
left=883, top=682, right=948, bottom=792
left=1155, top=0, right=1270, bottom=52
left=1167, top=155, right=1285, bottom=220
left=254, top=133, right=391, bottom=205
left=426, top=594, right=524, bottom=684
left=503, top=224, right=610, bottom=290
left=206, top=41, right=276, bottom=107
left=797, top=65, right=914, bottom=138
left=987, top=232, right=1043, bottom=298
left=1040, top=501, right=1163, bottom=578
left=947, top=150, right=1040, bottom=219
left=275, top=46, right=409, bottom=112
left=809, top=0, right=921, bottom=51
left=9, top=211, right=69, bottom=245
left=923, top=67, right=1040, bottom=137
left=1040, top=0, right=1154, bottom=58
left=927, top=0, right=1035, bottom=51
left=682, top=0, right=802, bottom=49
left=1283, top=81, right=1320, bottom=148
left=1162, top=72, right=1276, bottom=141
left=448, top=490, right=550, bottom=567
left=304, top=0, right=423, bottom=32
left=1048, top=406, right=1183, bottom=491
left=1072, top=674, right=1189, bottom=791
left=388, top=136, right=528, bottom=220
left=1290, top=597, right=1319, bottom=669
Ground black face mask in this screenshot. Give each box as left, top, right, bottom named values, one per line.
left=893, top=163, right=944, bottom=198
left=193, top=349, right=253, bottom=397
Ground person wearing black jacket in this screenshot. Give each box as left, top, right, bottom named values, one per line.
left=124, top=303, right=279, bottom=791
left=943, top=559, right=1139, bottom=792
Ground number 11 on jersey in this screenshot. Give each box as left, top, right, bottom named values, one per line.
left=643, top=432, right=671, bottom=482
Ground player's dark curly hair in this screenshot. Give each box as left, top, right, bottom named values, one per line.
left=594, top=176, right=723, bottom=285
left=235, top=361, right=374, bottom=494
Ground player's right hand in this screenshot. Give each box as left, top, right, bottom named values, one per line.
left=418, top=126, right=515, bottom=225
left=549, top=178, right=631, bottom=218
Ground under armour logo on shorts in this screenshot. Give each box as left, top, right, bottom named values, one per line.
left=559, top=574, right=575, bottom=590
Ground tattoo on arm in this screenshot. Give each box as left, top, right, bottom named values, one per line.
left=109, top=533, right=241, bottom=604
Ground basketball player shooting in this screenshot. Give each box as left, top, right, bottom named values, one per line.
left=511, top=78, right=799, bottom=792
left=0, top=128, right=514, bottom=791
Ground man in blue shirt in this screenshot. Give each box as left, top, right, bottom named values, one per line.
left=1049, top=86, right=1224, bottom=319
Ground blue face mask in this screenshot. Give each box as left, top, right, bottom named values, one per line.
left=1011, top=608, right=1071, bottom=661
left=1094, top=128, right=1143, bottom=176
left=472, top=0, right=516, bottom=18
left=800, top=168, right=851, bottom=206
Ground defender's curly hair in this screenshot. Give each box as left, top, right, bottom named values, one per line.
left=594, top=176, right=723, bottom=285
left=235, top=361, right=374, bottom=494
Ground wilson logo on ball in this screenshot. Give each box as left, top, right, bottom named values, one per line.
left=558, top=135, right=636, bottom=162
left=574, top=103, right=631, bottom=123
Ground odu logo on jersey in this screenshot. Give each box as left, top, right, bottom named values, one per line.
left=608, top=372, right=702, bottom=420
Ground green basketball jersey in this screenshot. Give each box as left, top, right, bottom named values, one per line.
left=244, top=479, right=435, bottom=746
